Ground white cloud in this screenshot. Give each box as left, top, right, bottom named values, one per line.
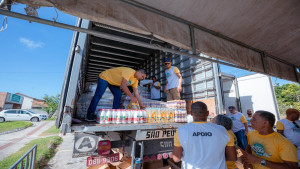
left=19, top=38, right=44, bottom=49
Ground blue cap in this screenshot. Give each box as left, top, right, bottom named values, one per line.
left=163, top=58, right=171, bottom=63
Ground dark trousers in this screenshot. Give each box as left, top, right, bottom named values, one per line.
left=87, top=78, right=122, bottom=119
left=234, top=129, right=248, bottom=150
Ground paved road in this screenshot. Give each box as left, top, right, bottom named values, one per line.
left=44, top=133, right=87, bottom=169
left=0, top=120, right=55, bottom=161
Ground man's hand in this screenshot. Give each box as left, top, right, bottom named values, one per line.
left=131, top=96, right=138, bottom=103
left=239, top=148, right=254, bottom=169
left=177, top=86, right=182, bottom=93
left=245, top=130, right=248, bottom=136
left=164, top=87, right=167, bottom=93
left=140, top=105, right=146, bottom=109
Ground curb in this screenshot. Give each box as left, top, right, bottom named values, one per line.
left=0, top=124, right=32, bottom=135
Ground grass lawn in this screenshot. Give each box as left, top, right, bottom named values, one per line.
left=39, top=125, right=60, bottom=136
left=46, top=117, right=56, bottom=121
left=0, top=121, right=33, bottom=133
left=0, top=136, right=62, bottom=169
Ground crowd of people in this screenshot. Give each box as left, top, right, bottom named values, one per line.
left=173, top=102, right=300, bottom=169
left=84, top=56, right=299, bottom=169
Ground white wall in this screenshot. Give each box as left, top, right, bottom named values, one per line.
left=21, top=97, right=33, bottom=109
left=237, top=74, right=280, bottom=120
left=222, top=79, right=238, bottom=113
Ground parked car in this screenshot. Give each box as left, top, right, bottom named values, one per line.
left=0, top=109, right=47, bottom=122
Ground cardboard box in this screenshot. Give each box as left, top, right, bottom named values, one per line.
left=87, top=164, right=110, bottom=169
left=117, top=157, right=132, bottom=169
left=192, top=98, right=216, bottom=118
left=143, top=160, right=163, bottom=169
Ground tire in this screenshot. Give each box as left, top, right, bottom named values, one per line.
left=31, top=117, right=39, bottom=122
left=0, top=117, right=5, bottom=123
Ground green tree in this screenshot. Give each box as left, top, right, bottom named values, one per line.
left=42, top=94, right=60, bottom=118
left=274, top=83, right=300, bottom=115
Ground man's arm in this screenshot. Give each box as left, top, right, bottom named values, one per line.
left=164, top=81, right=168, bottom=93
left=241, top=146, right=298, bottom=169
left=176, top=73, right=182, bottom=93
left=245, top=144, right=252, bottom=154
left=121, top=78, right=137, bottom=102
left=243, top=122, right=249, bottom=135
left=245, top=152, right=298, bottom=169
left=225, top=146, right=237, bottom=161
left=173, top=146, right=183, bottom=162
left=133, top=87, right=144, bottom=108
left=153, top=83, right=160, bottom=89
left=241, top=115, right=248, bottom=135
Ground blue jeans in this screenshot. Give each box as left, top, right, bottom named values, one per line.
left=234, top=129, right=248, bottom=150
left=87, top=78, right=122, bottom=120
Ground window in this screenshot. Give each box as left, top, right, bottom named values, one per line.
left=19, top=110, right=28, bottom=114
left=5, top=110, right=17, bottom=114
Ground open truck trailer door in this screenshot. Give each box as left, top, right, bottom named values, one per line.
left=1, top=1, right=299, bottom=168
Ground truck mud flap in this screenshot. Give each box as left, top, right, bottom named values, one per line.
left=72, top=132, right=130, bottom=158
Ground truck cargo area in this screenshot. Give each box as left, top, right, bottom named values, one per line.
left=72, top=122, right=185, bottom=132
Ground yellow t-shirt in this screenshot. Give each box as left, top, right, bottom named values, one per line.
left=227, top=130, right=237, bottom=147
left=99, top=67, right=138, bottom=88
left=247, top=130, right=298, bottom=169
left=174, top=67, right=180, bottom=74
left=226, top=130, right=238, bottom=169
left=276, top=121, right=284, bottom=130
left=167, top=66, right=180, bottom=74
left=240, top=115, right=247, bottom=123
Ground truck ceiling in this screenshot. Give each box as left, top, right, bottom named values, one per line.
left=9, top=0, right=300, bottom=83
left=85, top=23, right=164, bottom=82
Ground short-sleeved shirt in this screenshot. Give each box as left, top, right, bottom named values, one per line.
left=165, top=66, right=180, bottom=90
left=247, top=130, right=298, bottom=169
left=226, top=130, right=238, bottom=169
left=174, top=122, right=229, bottom=169
left=99, top=67, right=138, bottom=88
left=227, top=112, right=247, bottom=133
left=150, top=82, right=161, bottom=99
left=276, top=119, right=300, bottom=147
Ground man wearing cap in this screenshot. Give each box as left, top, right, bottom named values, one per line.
left=276, top=108, right=300, bottom=167
left=163, top=58, right=182, bottom=101
left=227, top=106, right=248, bottom=150
left=86, top=67, right=147, bottom=121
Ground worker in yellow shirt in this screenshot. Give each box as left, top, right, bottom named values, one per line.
left=86, top=67, right=146, bottom=121
left=276, top=108, right=300, bottom=167
left=213, top=114, right=238, bottom=169
left=242, top=111, right=298, bottom=169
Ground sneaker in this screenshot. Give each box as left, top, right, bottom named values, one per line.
left=85, top=114, right=96, bottom=122
left=85, top=118, right=96, bottom=122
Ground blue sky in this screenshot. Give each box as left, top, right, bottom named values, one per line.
left=0, top=4, right=292, bottom=99
left=0, top=4, right=77, bottom=99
